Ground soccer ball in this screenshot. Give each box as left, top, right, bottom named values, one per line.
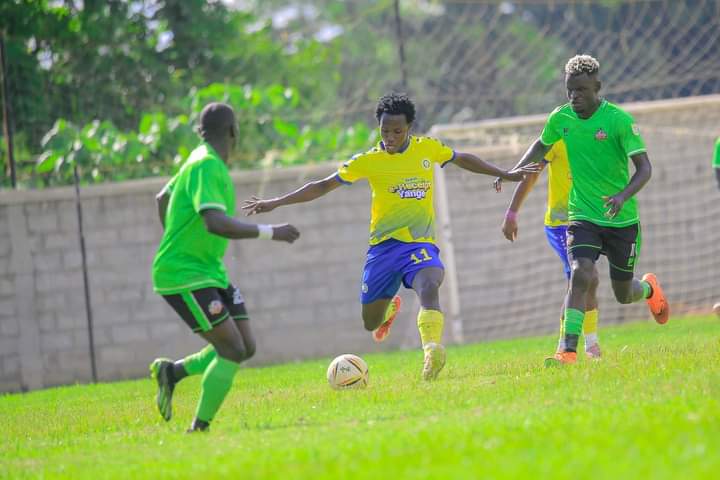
left=713, top=302, right=720, bottom=317
left=326, top=354, right=369, bottom=389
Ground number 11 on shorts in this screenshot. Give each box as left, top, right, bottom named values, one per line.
left=410, top=248, right=433, bottom=264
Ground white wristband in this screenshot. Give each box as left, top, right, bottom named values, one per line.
left=257, top=224, right=274, bottom=240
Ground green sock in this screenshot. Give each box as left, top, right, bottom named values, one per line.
left=195, top=356, right=239, bottom=423
left=563, top=308, right=584, bottom=352
left=641, top=280, right=652, bottom=299
left=182, top=345, right=217, bottom=376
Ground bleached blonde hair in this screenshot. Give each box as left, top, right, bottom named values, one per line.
left=565, top=54, right=600, bottom=76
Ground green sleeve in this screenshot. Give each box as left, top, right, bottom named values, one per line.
left=540, top=109, right=562, bottom=146
left=713, top=138, right=720, bottom=168
left=618, top=114, right=646, bottom=157
left=188, top=159, right=231, bottom=213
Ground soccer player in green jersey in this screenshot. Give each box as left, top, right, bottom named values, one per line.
left=713, top=136, right=720, bottom=189
left=243, top=93, right=538, bottom=380
left=510, top=55, right=669, bottom=365
left=150, top=103, right=300, bottom=432
left=496, top=140, right=602, bottom=359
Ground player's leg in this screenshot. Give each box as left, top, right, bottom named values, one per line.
left=583, top=272, right=601, bottom=358
left=220, top=284, right=256, bottom=360
left=605, top=223, right=669, bottom=323
left=359, top=242, right=403, bottom=341
left=544, top=225, right=571, bottom=354
left=402, top=242, right=446, bottom=380
left=190, top=317, right=248, bottom=432
left=546, top=221, right=602, bottom=366
left=152, top=288, right=248, bottom=431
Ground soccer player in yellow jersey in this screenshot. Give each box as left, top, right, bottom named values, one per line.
left=243, top=93, right=537, bottom=380
left=496, top=140, right=602, bottom=358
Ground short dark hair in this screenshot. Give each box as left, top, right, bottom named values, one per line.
left=375, top=93, right=416, bottom=124
left=198, top=102, right=236, bottom=139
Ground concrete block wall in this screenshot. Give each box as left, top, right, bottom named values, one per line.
left=1, top=95, right=718, bottom=392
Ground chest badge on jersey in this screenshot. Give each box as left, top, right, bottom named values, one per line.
left=563, top=127, right=569, bottom=136
left=422, top=159, right=431, bottom=169
left=595, top=128, right=608, bottom=141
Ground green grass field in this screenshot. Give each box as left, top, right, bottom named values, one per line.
left=2, top=315, right=719, bottom=479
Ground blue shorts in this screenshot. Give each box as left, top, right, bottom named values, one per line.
left=544, top=225, right=571, bottom=279
left=360, top=239, right=444, bottom=304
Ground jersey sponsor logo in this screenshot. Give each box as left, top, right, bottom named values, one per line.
left=208, top=300, right=223, bottom=315
left=631, top=124, right=641, bottom=136
left=422, top=159, right=431, bottom=169
left=595, top=128, right=608, bottom=141
left=389, top=177, right=431, bottom=200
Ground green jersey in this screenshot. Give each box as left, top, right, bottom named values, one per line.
left=713, top=137, right=720, bottom=168
left=152, top=142, right=235, bottom=294
left=540, top=100, right=646, bottom=227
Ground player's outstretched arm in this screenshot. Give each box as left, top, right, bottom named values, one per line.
left=510, top=138, right=551, bottom=171
left=602, top=152, right=652, bottom=219
left=501, top=167, right=544, bottom=242
left=202, top=209, right=300, bottom=243
left=242, top=173, right=343, bottom=216
left=452, top=152, right=541, bottom=180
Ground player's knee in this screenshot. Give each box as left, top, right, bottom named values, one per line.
left=215, top=341, right=247, bottom=363
left=361, top=310, right=381, bottom=331
left=570, top=263, right=594, bottom=291
left=414, top=278, right=441, bottom=302
left=244, top=340, right=256, bottom=360
left=611, top=284, right=634, bottom=304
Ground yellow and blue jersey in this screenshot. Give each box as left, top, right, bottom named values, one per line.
left=543, top=140, right=571, bottom=227
left=336, top=136, right=455, bottom=246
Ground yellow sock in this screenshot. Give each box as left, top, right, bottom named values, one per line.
left=583, top=309, right=598, bottom=335
left=417, top=308, right=444, bottom=346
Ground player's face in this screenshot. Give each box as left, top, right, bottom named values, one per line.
left=565, top=73, right=601, bottom=117
left=379, top=113, right=411, bottom=154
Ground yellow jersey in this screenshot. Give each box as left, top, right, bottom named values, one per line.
left=544, top=140, right=571, bottom=227
left=336, top=136, right=455, bottom=245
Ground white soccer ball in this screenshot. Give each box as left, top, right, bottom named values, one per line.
left=326, top=354, right=369, bottom=390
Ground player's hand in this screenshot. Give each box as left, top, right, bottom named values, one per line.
left=272, top=223, right=300, bottom=243
left=501, top=216, right=518, bottom=242
left=242, top=196, right=279, bottom=216
left=504, top=163, right=542, bottom=181
left=602, top=193, right=626, bottom=219
left=493, top=177, right=503, bottom=192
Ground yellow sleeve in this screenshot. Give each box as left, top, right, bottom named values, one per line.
left=336, top=153, right=368, bottom=184
left=427, top=137, right=455, bottom=166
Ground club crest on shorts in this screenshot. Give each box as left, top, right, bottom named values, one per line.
left=595, top=128, right=608, bottom=141
left=361, top=283, right=369, bottom=293
left=208, top=300, right=223, bottom=315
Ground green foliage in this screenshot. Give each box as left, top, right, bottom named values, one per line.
left=1, top=316, right=719, bottom=478
left=34, top=83, right=376, bottom=185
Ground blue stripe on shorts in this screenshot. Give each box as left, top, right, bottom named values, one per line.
left=544, top=225, right=571, bottom=279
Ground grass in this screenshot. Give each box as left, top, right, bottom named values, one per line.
left=2, top=314, right=719, bottom=479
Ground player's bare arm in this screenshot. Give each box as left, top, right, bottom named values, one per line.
left=602, top=152, right=652, bottom=218
left=501, top=167, right=544, bottom=242
left=156, top=189, right=170, bottom=229
left=452, top=152, right=541, bottom=180
left=494, top=138, right=550, bottom=193
left=242, top=173, right=343, bottom=216
left=202, top=209, right=300, bottom=243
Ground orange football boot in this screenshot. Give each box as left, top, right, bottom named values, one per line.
left=372, top=295, right=402, bottom=342
left=642, top=273, right=669, bottom=324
